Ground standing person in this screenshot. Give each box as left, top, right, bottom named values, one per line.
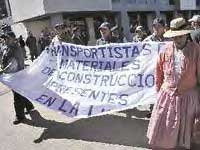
left=111, top=25, right=127, bottom=43
left=143, top=17, right=166, bottom=42
left=132, top=25, right=147, bottom=42
left=54, top=23, right=72, bottom=43
left=80, top=30, right=89, bottom=46
left=0, top=33, right=7, bottom=63
left=38, top=33, right=46, bottom=54
left=96, top=22, right=118, bottom=45
left=18, top=35, right=26, bottom=59
left=188, top=15, right=200, bottom=44
left=1, top=32, right=34, bottom=125
left=38, top=32, right=51, bottom=54
left=26, top=31, right=38, bottom=61
left=147, top=17, right=200, bottom=150
left=71, top=26, right=85, bottom=45
left=144, top=17, right=167, bottom=118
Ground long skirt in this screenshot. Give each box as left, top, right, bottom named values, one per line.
left=147, top=88, right=200, bottom=149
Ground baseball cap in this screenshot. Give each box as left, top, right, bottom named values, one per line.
left=135, top=25, right=144, bottom=32
left=98, top=22, right=111, bottom=30
left=153, top=18, right=165, bottom=26
left=188, top=15, right=200, bottom=22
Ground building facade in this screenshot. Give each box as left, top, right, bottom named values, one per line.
left=1, top=0, right=200, bottom=44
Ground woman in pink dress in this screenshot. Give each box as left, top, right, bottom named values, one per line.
left=147, top=17, right=200, bottom=150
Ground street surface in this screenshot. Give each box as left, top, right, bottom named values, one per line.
left=0, top=82, right=152, bottom=150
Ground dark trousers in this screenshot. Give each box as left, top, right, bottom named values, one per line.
left=13, top=91, right=34, bottom=119
left=30, top=52, right=38, bottom=61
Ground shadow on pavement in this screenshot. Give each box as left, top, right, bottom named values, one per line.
left=121, top=108, right=150, bottom=119
left=24, top=110, right=150, bottom=149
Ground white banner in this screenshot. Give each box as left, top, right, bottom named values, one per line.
left=0, top=41, right=169, bottom=118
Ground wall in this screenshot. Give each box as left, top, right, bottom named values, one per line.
left=180, top=0, right=197, bottom=10
left=9, top=0, right=45, bottom=22
left=12, top=19, right=50, bottom=56
left=12, top=19, right=50, bottom=39
left=43, top=0, right=112, bottom=14
left=25, top=19, right=50, bottom=39
left=11, top=22, right=28, bottom=39
left=112, top=0, right=175, bottom=12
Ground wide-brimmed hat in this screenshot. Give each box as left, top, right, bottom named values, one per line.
left=188, top=15, right=200, bottom=22
left=163, top=17, right=192, bottom=38
left=98, top=22, right=111, bottom=30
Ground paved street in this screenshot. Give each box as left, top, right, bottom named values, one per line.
left=0, top=83, right=152, bottom=150
left=1, top=82, right=200, bottom=150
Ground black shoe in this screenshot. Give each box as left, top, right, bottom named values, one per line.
left=25, top=106, right=34, bottom=115
left=146, top=112, right=152, bottom=118
left=13, top=117, right=26, bottom=125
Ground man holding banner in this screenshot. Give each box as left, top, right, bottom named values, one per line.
left=147, top=17, right=200, bottom=149
left=1, top=31, right=34, bottom=125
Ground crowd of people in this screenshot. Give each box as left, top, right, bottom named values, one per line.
left=0, top=23, right=89, bottom=63
left=0, top=14, right=200, bottom=150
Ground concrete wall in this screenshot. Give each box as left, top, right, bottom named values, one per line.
left=43, top=0, right=112, bottom=14
left=9, top=0, right=45, bottom=22
left=12, top=19, right=50, bottom=56
left=25, top=19, right=50, bottom=39
left=180, top=0, right=197, bottom=10
left=112, top=0, right=175, bottom=12
left=11, top=22, right=28, bottom=39
left=12, top=19, right=50, bottom=40
left=50, top=14, right=63, bottom=27
left=0, top=16, right=13, bottom=25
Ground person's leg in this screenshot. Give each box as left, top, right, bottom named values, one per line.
left=146, top=104, right=154, bottom=118
left=24, top=97, right=34, bottom=114
left=22, top=47, right=26, bottom=58
left=30, top=53, right=34, bottom=61
left=34, top=53, right=37, bottom=59
left=13, top=91, right=26, bottom=124
left=34, top=49, right=38, bottom=59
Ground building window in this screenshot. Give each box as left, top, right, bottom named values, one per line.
left=127, top=0, right=136, bottom=4
left=197, top=0, right=200, bottom=6
left=169, top=0, right=175, bottom=5
left=136, top=0, right=148, bottom=4
left=112, top=0, right=120, bottom=3
left=0, top=0, right=8, bottom=19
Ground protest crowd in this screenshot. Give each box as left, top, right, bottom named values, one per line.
left=0, top=13, right=200, bottom=150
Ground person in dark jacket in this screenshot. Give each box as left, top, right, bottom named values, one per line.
left=1, top=32, right=34, bottom=125
left=18, top=35, right=26, bottom=59
left=96, top=22, right=118, bottom=45
left=38, top=32, right=51, bottom=54
left=111, top=25, right=127, bottom=43
left=143, top=18, right=168, bottom=118
left=71, top=26, right=85, bottom=45
left=132, top=25, right=147, bottom=42
left=143, top=17, right=166, bottom=42
left=54, top=23, right=72, bottom=43
left=26, top=32, right=38, bottom=61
